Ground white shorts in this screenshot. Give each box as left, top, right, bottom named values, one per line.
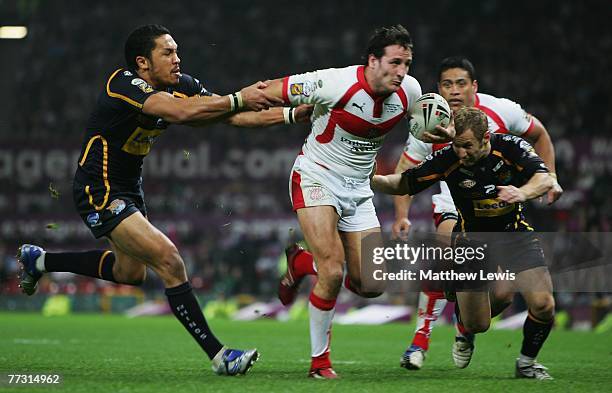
left=289, top=155, right=380, bottom=232
left=432, top=181, right=458, bottom=215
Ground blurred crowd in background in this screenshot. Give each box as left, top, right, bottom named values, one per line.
left=0, top=0, right=610, bottom=310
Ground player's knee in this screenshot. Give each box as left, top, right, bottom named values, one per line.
left=317, top=264, right=344, bottom=289
left=156, top=243, right=185, bottom=281
left=530, top=294, right=555, bottom=321
left=463, top=318, right=490, bottom=334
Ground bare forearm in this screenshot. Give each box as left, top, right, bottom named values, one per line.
left=533, top=133, right=556, bottom=173
left=144, top=93, right=234, bottom=124
left=372, top=174, right=409, bottom=195
left=520, top=172, right=554, bottom=200
left=226, top=107, right=285, bottom=128
left=393, top=154, right=416, bottom=218
left=394, top=195, right=412, bottom=219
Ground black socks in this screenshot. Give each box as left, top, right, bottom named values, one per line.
left=45, top=250, right=117, bottom=282
left=165, top=282, right=224, bottom=359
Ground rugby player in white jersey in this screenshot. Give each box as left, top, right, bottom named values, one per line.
left=392, top=56, right=563, bottom=371
left=261, top=25, right=454, bottom=378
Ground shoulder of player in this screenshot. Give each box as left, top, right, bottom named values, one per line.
left=316, top=65, right=361, bottom=85
left=106, top=68, right=156, bottom=92
left=400, top=74, right=421, bottom=97
left=476, top=92, right=524, bottom=116
left=172, top=73, right=207, bottom=97
left=103, top=68, right=156, bottom=109
left=400, top=74, right=420, bottom=89
left=492, top=133, right=532, bottom=153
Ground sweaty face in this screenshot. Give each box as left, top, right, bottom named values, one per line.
left=438, top=68, right=477, bottom=112
left=369, top=45, right=412, bottom=95
left=452, top=129, right=489, bottom=166
left=147, top=34, right=181, bottom=88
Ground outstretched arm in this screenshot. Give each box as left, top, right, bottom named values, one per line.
left=226, top=105, right=312, bottom=128
left=142, top=81, right=284, bottom=124
left=371, top=173, right=410, bottom=195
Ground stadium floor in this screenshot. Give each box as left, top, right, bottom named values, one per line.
left=1, top=312, right=610, bottom=392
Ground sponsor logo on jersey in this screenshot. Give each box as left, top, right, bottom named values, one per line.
left=496, top=169, right=512, bottom=184
left=302, top=81, right=317, bottom=96
left=107, top=199, right=127, bottom=215
left=492, top=160, right=503, bottom=172
left=459, top=179, right=477, bottom=189
left=123, top=70, right=133, bottom=76
left=459, top=168, right=474, bottom=176
left=352, top=102, right=365, bottom=113
left=87, top=213, right=101, bottom=227
left=290, top=83, right=303, bottom=95
left=519, top=140, right=533, bottom=152
left=383, top=103, right=403, bottom=113
left=131, top=78, right=154, bottom=93
left=473, top=198, right=515, bottom=217
left=339, top=136, right=380, bottom=152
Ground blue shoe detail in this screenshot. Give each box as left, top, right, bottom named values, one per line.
left=400, top=345, right=426, bottom=370
left=212, top=348, right=259, bottom=376
left=17, top=244, right=44, bottom=296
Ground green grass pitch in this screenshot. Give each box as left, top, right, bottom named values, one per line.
left=1, top=312, right=610, bottom=392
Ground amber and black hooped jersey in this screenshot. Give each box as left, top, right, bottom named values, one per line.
left=401, top=134, right=549, bottom=232
left=75, top=68, right=211, bottom=189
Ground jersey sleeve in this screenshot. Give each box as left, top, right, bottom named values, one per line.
left=401, top=146, right=453, bottom=195
left=105, top=69, right=159, bottom=110
left=402, top=75, right=423, bottom=114
left=497, top=98, right=534, bottom=136
left=403, top=134, right=432, bottom=164
left=282, top=67, right=349, bottom=107
left=499, top=135, right=549, bottom=179
left=176, top=74, right=213, bottom=97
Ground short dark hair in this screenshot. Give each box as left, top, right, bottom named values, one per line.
left=438, top=56, right=476, bottom=82
left=124, top=24, right=171, bottom=70
left=364, top=24, right=413, bottom=64
left=454, top=107, right=488, bottom=141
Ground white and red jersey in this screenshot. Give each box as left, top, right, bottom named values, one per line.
left=283, top=65, right=422, bottom=180
left=402, top=92, right=536, bottom=216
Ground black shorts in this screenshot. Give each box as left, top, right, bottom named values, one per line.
left=73, top=176, right=147, bottom=239
left=488, top=232, right=546, bottom=273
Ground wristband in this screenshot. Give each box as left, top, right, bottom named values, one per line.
left=235, top=91, right=244, bottom=109
left=283, top=107, right=296, bottom=124
left=228, top=92, right=244, bottom=112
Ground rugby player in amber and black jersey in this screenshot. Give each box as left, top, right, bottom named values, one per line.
left=16, top=24, right=310, bottom=376
left=372, top=107, right=556, bottom=380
